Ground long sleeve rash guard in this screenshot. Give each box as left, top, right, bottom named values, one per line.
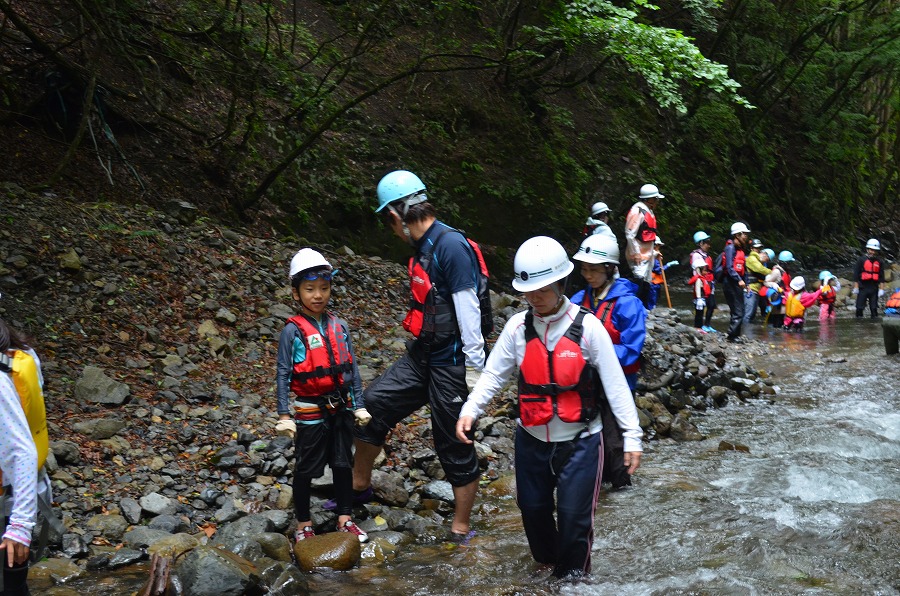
left=460, top=298, right=643, bottom=451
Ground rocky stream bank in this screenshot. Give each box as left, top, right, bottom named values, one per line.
left=2, top=187, right=788, bottom=594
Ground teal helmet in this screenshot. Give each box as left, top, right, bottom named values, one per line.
left=819, top=270, right=833, bottom=282
left=762, top=248, right=775, bottom=261
left=376, top=170, right=427, bottom=213
left=693, top=231, right=711, bottom=244
left=777, top=250, right=794, bottom=263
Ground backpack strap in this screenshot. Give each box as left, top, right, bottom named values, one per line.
left=523, top=309, right=537, bottom=342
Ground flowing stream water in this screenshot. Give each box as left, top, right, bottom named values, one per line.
left=49, top=298, right=899, bottom=595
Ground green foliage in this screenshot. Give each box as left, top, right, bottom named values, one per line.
left=0, top=0, right=896, bottom=252
left=548, top=0, right=752, bottom=113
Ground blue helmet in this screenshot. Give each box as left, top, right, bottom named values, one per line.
left=376, top=170, right=427, bottom=213
left=762, top=248, right=775, bottom=261
left=819, top=270, right=833, bottom=282
left=777, top=250, right=794, bottom=263
left=693, top=231, right=711, bottom=244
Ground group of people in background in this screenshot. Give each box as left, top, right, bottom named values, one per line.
left=685, top=226, right=889, bottom=342
left=581, top=186, right=892, bottom=344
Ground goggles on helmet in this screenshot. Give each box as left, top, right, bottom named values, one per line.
left=298, top=269, right=338, bottom=282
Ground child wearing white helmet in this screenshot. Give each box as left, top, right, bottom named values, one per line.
left=688, top=253, right=714, bottom=332
left=276, top=248, right=371, bottom=544
left=782, top=275, right=823, bottom=331
left=689, top=231, right=717, bottom=331
left=852, top=238, right=886, bottom=318
left=456, top=236, right=642, bottom=580
left=817, top=270, right=840, bottom=321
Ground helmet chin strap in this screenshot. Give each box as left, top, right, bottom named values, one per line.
left=388, top=205, right=414, bottom=244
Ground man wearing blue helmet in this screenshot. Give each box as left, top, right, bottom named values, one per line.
left=344, top=170, right=489, bottom=543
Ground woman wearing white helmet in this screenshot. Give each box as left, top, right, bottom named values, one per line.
left=570, top=234, right=646, bottom=489
left=582, top=200, right=616, bottom=240
left=570, top=234, right=646, bottom=392
left=456, top=236, right=642, bottom=580
left=624, top=183, right=664, bottom=307
left=852, top=238, right=886, bottom=318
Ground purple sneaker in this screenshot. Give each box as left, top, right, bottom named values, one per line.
left=322, top=486, right=374, bottom=511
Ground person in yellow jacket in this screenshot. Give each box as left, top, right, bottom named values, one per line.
left=743, top=239, right=772, bottom=324
left=783, top=277, right=822, bottom=332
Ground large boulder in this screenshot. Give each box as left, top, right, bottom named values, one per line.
left=293, top=532, right=361, bottom=571
left=175, top=546, right=263, bottom=596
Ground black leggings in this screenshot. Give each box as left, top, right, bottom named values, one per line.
left=293, top=467, right=353, bottom=521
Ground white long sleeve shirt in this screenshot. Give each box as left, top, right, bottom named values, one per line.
left=460, top=299, right=643, bottom=451
left=453, top=288, right=486, bottom=370
left=624, top=201, right=655, bottom=281
left=0, top=349, right=41, bottom=546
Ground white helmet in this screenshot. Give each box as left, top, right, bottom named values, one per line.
left=654, top=236, right=664, bottom=246
left=690, top=254, right=707, bottom=269
left=730, top=222, right=751, bottom=236
left=789, top=276, right=806, bottom=291
left=573, top=234, right=619, bottom=265
left=289, top=248, right=332, bottom=281
left=590, top=201, right=610, bottom=217
left=639, top=184, right=664, bottom=200
left=866, top=238, right=881, bottom=250
left=513, top=236, right=574, bottom=292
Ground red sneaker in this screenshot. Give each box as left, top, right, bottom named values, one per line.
left=338, top=520, right=369, bottom=543
left=294, top=526, right=315, bottom=542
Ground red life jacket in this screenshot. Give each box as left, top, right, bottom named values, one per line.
left=781, top=269, right=791, bottom=289
left=287, top=314, right=353, bottom=417
left=819, top=285, right=836, bottom=304
left=517, top=309, right=600, bottom=427
left=636, top=207, right=657, bottom=243
left=688, top=273, right=712, bottom=299
left=860, top=258, right=881, bottom=282
left=690, top=249, right=715, bottom=278
left=886, top=290, right=900, bottom=309
left=728, top=247, right=746, bottom=275
left=403, top=227, right=493, bottom=345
